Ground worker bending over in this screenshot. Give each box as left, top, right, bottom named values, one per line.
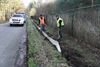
left=39, top=14, right=46, bottom=32
left=56, top=15, right=64, bottom=40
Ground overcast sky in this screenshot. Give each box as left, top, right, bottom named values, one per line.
left=20, top=0, right=31, bottom=7
left=20, top=0, right=56, bottom=7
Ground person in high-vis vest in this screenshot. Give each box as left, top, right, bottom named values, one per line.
left=56, top=15, right=64, bottom=40
left=39, top=14, right=46, bottom=31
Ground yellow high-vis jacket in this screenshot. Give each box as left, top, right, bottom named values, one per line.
left=57, top=18, right=64, bottom=27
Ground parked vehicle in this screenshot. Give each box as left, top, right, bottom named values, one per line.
left=16, top=12, right=27, bottom=23
left=9, top=14, right=25, bottom=26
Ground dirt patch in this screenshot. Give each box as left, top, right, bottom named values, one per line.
left=59, top=34, right=100, bottom=67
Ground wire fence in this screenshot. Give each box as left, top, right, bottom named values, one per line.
left=46, top=5, right=100, bottom=47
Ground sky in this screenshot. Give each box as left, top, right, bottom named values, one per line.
left=21, top=0, right=31, bottom=7
left=42, top=0, right=56, bottom=4
left=20, top=0, right=56, bottom=7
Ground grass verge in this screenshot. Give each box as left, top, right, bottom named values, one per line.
left=27, top=19, right=37, bottom=67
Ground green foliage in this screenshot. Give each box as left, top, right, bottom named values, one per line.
left=27, top=19, right=37, bottom=67
left=28, top=58, right=36, bottom=67
left=68, top=0, right=82, bottom=8
left=96, top=0, right=100, bottom=4
left=57, top=0, right=100, bottom=10
left=81, top=0, right=92, bottom=6
left=0, top=0, right=25, bottom=21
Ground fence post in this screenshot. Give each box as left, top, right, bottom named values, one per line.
left=71, top=9, right=75, bottom=37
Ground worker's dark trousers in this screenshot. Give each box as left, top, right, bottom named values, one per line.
left=59, top=26, right=64, bottom=39
left=40, top=24, right=45, bottom=32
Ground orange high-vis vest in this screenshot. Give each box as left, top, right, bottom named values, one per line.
left=39, top=17, right=45, bottom=24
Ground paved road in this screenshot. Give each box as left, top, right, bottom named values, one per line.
left=0, top=23, right=26, bottom=67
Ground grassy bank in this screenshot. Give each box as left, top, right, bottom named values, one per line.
left=27, top=19, right=37, bottom=67
left=26, top=19, right=69, bottom=67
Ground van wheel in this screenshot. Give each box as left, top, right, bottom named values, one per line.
left=10, top=24, right=13, bottom=26
left=21, top=24, right=24, bottom=26
left=24, top=21, right=26, bottom=23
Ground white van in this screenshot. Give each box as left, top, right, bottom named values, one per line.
left=9, top=14, right=25, bottom=26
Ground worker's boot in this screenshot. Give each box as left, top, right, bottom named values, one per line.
left=56, top=35, right=60, bottom=41
left=44, top=37, right=47, bottom=40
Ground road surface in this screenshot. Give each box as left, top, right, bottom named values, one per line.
left=0, top=23, right=26, bottom=67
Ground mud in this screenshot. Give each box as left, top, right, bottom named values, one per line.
left=61, top=43, right=90, bottom=67
left=59, top=35, right=100, bottom=67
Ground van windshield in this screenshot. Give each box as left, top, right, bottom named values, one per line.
left=13, top=15, right=23, bottom=17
